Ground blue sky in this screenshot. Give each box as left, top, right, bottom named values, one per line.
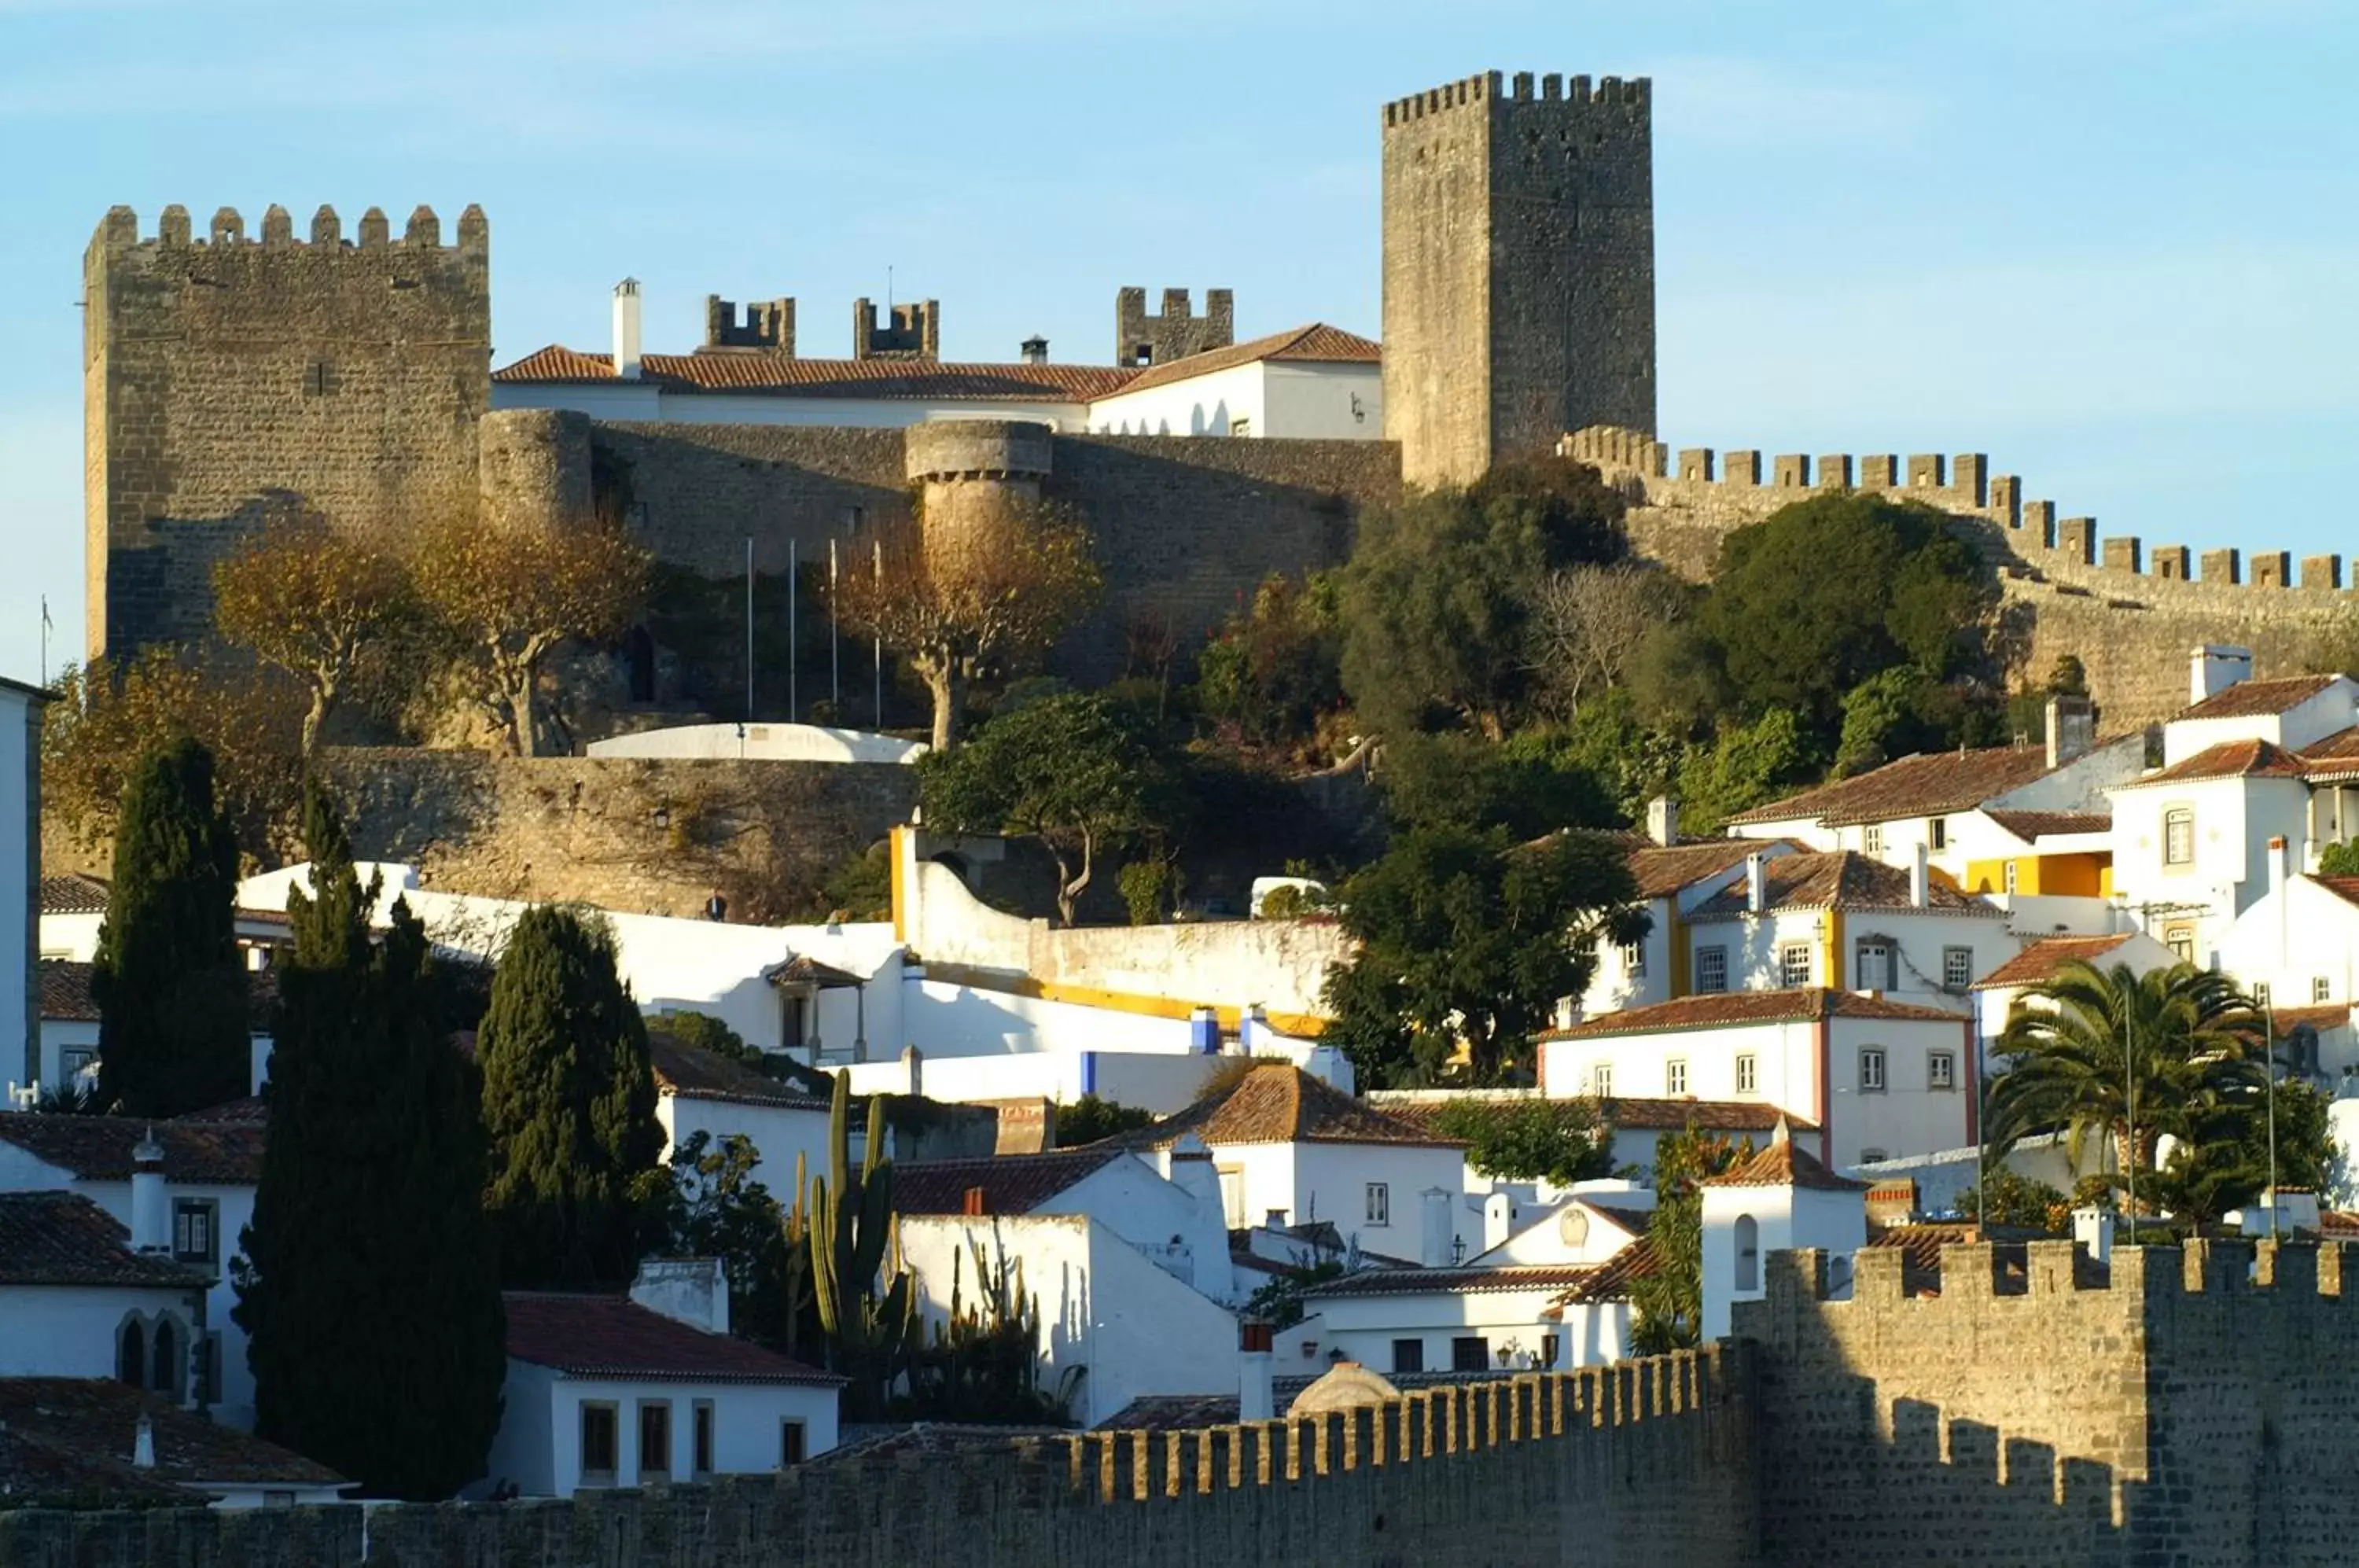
left=2, top=0, right=2353, bottom=684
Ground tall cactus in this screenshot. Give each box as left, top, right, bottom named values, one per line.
left=808, top=1073, right=918, bottom=1418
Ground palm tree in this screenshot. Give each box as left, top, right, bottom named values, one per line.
left=1985, top=959, right=2265, bottom=1216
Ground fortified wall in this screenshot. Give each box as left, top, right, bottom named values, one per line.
left=0, top=1351, right=1754, bottom=1568
left=1566, top=426, right=2355, bottom=730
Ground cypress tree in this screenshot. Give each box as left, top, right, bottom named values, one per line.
left=93, top=736, right=248, bottom=1118
left=235, top=783, right=506, bottom=1497
left=479, top=905, right=662, bottom=1288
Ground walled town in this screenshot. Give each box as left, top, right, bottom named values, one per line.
left=2, top=10, right=2356, bottom=1567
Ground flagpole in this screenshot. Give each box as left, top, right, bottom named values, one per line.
left=872, top=538, right=884, bottom=732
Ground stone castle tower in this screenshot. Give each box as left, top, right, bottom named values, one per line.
left=82, top=203, right=490, bottom=659
left=1381, top=71, right=1655, bottom=487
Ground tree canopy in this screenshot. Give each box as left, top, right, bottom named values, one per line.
left=212, top=517, right=410, bottom=756
left=1430, top=1097, right=1616, bottom=1187
left=1629, top=1125, right=1748, bottom=1354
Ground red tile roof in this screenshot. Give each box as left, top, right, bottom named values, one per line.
left=1550, top=988, right=1963, bottom=1039
left=0, top=1378, right=345, bottom=1491
left=2299, top=725, right=2359, bottom=778
left=1597, top=1098, right=1817, bottom=1132
left=38, top=959, right=98, bottom=1022
left=1968, top=934, right=2134, bottom=991
left=2117, top=738, right=2311, bottom=787
left=1551, top=1239, right=1660, bottom=1306
left=1982, top=808, right=2111, bottom=842
left=38, top=873, right=110, bottom=915
left=2269, top=1003, right=2353, bottom=1037
left=502, top=1294, right=842, bottom=1385
left=0, top=1191, right=212, bottom=1288
left=491, top=344, right=1136, bottom=401
left=1625, top=839, right=1799, bottom=900
left=646, top=1032, right=829, bottom=1110
left=2173, top=672, right=2340, bottom=721
left=0, top=1112, right=266, bottom=1186
left=891, top=1146, right=1127, bottom=1216
left=1104, top=323, right=1380, bottom=397
left=2311, top=877, right=2359, bottom=911
left=1690, top=851, right=1992, bottom=917
left=1724, top=746, right=2058, bottom=828
left=1703, top=1132, right=1870, bottom=1192
left=1304, top=1262, right=1603, bottom=1299
left=1124, top=1065, right=1464, bottom=1150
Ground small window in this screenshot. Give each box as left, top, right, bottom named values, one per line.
left=1929, top=1051, right=1956, bottom=1091
left=1364, top=1183, right=1389, bottom=1227
left=637, top=1401, right=671, bottom=1482
left=116, top=1319, right=145, bottom=1388
left=61, top=1047, right=94, bottom=1080
left=1779, top=944, right=1813, bottom=988
left=1539, top=1333, right=1559, bottom=1368
left=2316, top=977, right=2332, bottom=1004
left=1592, top=1063, right=1613, bottom=1097
left=780, top=1419, right=808, bottom=1467
left=1863, top=823, right=1883, bottom=854
left=1855, top=941, right=1893, bottom=992
left=196, top=1333, right=221, bottom=1405
left=580, top=1403, right=619, bottom=1482
left=1734, top=1213, right=1759, bottom=1292
left=2164, top=808, right=2195, bottom=867
left=150, top=1317, right=180, bottom=1401
left=693, top=1401, right=715, bottom=1477
left=1860, top=1047, right=1887, bottom=1093
left=1666, top=1059, right=1687, bottom=1096
left=1930, top=817, right=1949, bottom=850
left=2165, top=926, right=2195, bottom=963
left=1450, top=1336, right=1490, bottom=1373
left=1621, top=940, right=1647, bottom=978
left=1943, top=947, right=1974, bottom=991
left=1735, top=1054, right=1757, bottom=1094
left=2254, top=981, right=2273, bottom=1007
left=1391, top=1338, right=1425, bottom=1375
left=173, top=1199, right=217, bottom=1266
left=1697, top=947, right=1728, bottom=994
left=1229, top=417, right=1252, bottom=437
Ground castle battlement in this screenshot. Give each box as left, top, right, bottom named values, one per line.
left=90, top=202, right=487, bottom=256
left=1382, top=69, right=1650, bottom=127
left=1764, top=1239, right=2353, bottom=1316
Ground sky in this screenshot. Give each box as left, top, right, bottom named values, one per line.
left=2, top=0, right=2354, bottom=684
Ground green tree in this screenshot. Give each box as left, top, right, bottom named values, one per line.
left=1053, top=1095, right=1157, bottom=1147
left=1378, top=730, right=1617, bottom=840
left=635, top=1130, right=800, bottom=1344
left=2151, top=1073, right=2335, bottom=1227
left=1967, top=1166, right=2070, bottom=1231
left=650, top=1010, right=762, bottom=1067
left=1194, top=571, right=1346, bottom=755
left=1430, top=1097, right=1615, bottom=1186
left=1985, top=960, right=2265, bottom=1215
left=92, top=738, right=249, bottom=1119
left=212, top=517, right=412, bottom=756
left=479, top=905, right=664, bottom=1287
left=1321, top=826, right=1645, bottom=1086
left=236, top=783, right=504, bottom=1498
left=918, top=691, right=1164, bottom=926
left=2320, top=841, right=2359, bottom=878
left=1674, top=708, right=1811, bottom=834
left=1629, top=1125, right=1747, bottom=1354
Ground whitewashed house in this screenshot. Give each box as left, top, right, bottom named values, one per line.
left=1573, top=826, right=1804, bottom=1021
left=0, top=1188, right=211, bottom=1388
left=648, top=1031, right=833, bottom=1199
left=1698, top=1119, right=1870, bottom=1341
left=0, top=1378, right=347, bottom=1507
left=486, top=1261, right=843, bottom=1498
left=1967, top=929, right=2181, bottom=1069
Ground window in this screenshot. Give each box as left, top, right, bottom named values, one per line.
left=173, top=1199, right=217, bottom=1266
left=1592, top=1063, right=1613, bottom=1097
left=1860, top=1148, right=1890, bottom=1164
left=1621, top=940, right=1647, bottom=978
left=1855, top=941, right=1893, bottom=992
left=2165, top=926, right=2195, bottom=963
left=1859, top=1047, right=1887, bottom=1093
left=1929, top=1051, right=1956, bottom=1091
left=2004, top=860, right=2019, bottom=894
left=61, top=1047, right=93, bottom=1080
left=781, top=993, right=808, bottom=1050
left=1863, top=823, right=1883, bottom=854
left=580, top=1404, right=619, bottom=1482
left=1229, top=417, right=1252, bottom=437
left=780, top=1420, right=808, bottom=1467
left=1696, top=947, right=1728, bottom=994
left=1734, top=1214, right=1759, bottom=1292
left=150, top=1317, right=179, bottom=1401
left=2254, top=981, right=2273, bottom=1007
left=196, top=1334, right=221, bottom=1405
left=1219, top=1169, right=1246, bottom=1229
left=637, top=1401, right=672, bottom=1482
left=1539, top=1334, right=1560, bottom=1368
left=2164, top=808, right=2195, bottom=867
left=2317, top=977, right=2333, bottom=1004
left=1735, top=1054, right=1757, bottom=1094
left=1943, top=947, right=1974, bottom=991
left=1779, top=944, right=1814, bottom=988
left=1364, top=1183, right=1389, bottom=1227
left=1391, top=1338, right=1425, bottom=1375
left=693, top=1401, right=715, bottom=1478
left=1929, top=817, right=1949, bottom=851
left=1666, top=1059, right=1687, bottom=1096
left=116, top=1319, right=145, bottom=1388
left=1450, top=1336, right=1490, bottom=1373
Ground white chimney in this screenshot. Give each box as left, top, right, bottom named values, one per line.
left=1238, top=1321, right=1275, bottom=1423
left=1163, top=1134, right=1235, bottom=1301
left=1482, top=1191, right=1514, bottom=1253
left=2190, top=643, right=2253, bottom=703
left=901, top=1043, right=923, bottom=1099
left=1910, top=843, right=1930, bottom=910
left=2269, top=835, right=2288, bottom=902
left=1744, top=852, right=1766, bottom=915
left=1419, top=1187, right=1452, bottom=1268
left=613, top=278, right=644, bottom=381
left=130, top=1128, right=169, bottom=1256
left=630, top=1257, right=730, bottom=1336
left=2045, top=695, right=2095, bottom=770
left=1645, top=796, right=1680, bottom=848
left=2071, top=1205, right=2112, bottom=1268
left=132, top=1414, right=156, bottom=1470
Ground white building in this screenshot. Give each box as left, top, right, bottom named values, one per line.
left=0, top=1378, right=347, bottom=1507
left=1081, top=325, right=1381, bottom=440
left=0, top=676, right=43, bottom=1103
left=2216, top=868, right=2359, bottom=1084
left=1540, top=989, right=1978, bottom=1169
left=1698, top=1120, right=1870, bottom=1342
left=486, top=1261, right=842, bottom=1499
left=647, top=1031, right=833, bottom=1200
left=1967, top=929, right=2181, bottom=1068
left=1574, top=827, right=1805, bottom=1021
left=0, top=1188, right=211, bottom=1388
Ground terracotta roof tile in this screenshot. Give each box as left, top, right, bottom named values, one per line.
left=502, top=1293, right=842, bottom=1385
left=2312, top=877, right=2359, bottom=911
left=891, top=1146, right=1127, bottom=1216
left=1968, top=934, right=2134, bottom=991
left=1552, top=1239, right=1660, bottom=1305
left=1703, top=1132, right=1870, bottom=1192
left=2300, top=725, right=2359, bottom=778
left=1625, top=839, right=1799, bottom=900
left=646, top=1032, right=830, bottom=1110
left=2270, top=1003, right=2353, bottom=1036
left=1091, top=1371, right=1507, bottom=1434
left=1124, top=1066, right=1464, bottom=1150
left=1374, top=1093, right=1807, bottom=1138
left=1103, top=323, right=1380, bottom=397
left=1691, top=851, right=1992, bottom=918
left=39, top=873, right=110, bottom=915
left=2173, top=673, right=2340, bottom=721
left=0, top=1111, right=267, bottom=1185
left=1305, top=1263, right=1604, bottom=1299
left=0, top=1378, right=344, bottom=1490
left=491, top=344, right=1135, bottom=400
left=2116, top=738, right=2311, bottom=787
left=1982, top=808, right=2111, bottom=841
left=1724, top=746, right=2058, bottom=828
left=0, top=1191, right=212, bottom=1288
left=39, top=959, right=98, bottom=1021
left=1551, top=988, right=1964, bottom=1039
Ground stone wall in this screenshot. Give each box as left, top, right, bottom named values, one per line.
left=83, top=204, right=491, bottom=660
left=0, top=1352, right=1755, bottom=1568
left=1564, top=426, right=2357, bottom=730
left=314, top=749, right=914, bottom=922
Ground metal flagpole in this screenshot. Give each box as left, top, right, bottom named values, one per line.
left=39, top=597, right=50, bottom=688
left=830, top=538, right=841, bottom=711
left=873, top=538, right=884, bottom=731
left=2124, top=985, right=2137, bottom=1232
left=2267, top=1002, right=2280, bottom=1243
left=743, top=538, right=754, bottom=721
left=788, top=546, right=799, bottom=723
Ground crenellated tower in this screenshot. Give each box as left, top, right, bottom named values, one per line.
left=83, top=202, right=491, bottom=659
left=1381, top=71, right=1654, bottom=487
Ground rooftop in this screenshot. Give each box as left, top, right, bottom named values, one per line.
left=1099, top=1372, right=1511, bottom=1434
left=1304, top=1262, right=1606, bottom=1299
left=502, top=1293, right=843, bottom=1386
left=1551, top=1238, right=1660, bottom=1307
left=1550, top=988, right=1963, bottom=1040
left=0, top=1378, right=344, bottom=1493
left=1969, top=934, right=2136, bottom=991
left=0, top=1110, right=267, bottom=1186
left=1625, top=838, right=1798, bottom=900
left=1689, top=851, right=1993, bottom=918
left=1374, top=1093, right=1806, bottom=1138
left=646, top=1032, right=829, bottom=1110
left=1724, top=745, right=2059, bottom=829
left=2116, top=738, right=2312, bottom=787
left=891, top=1145, right=1128, bottom=1216
left=1982, top=808, right=2111, bottom=842
left=38, top=959, right=99, bottom=1022
left=1702, top=1126, right=1871, bottom=1193
left=0, top=1191, right=212, bottom=1288
left=39, top=872, right=111, bottom=915
left=492, top=344, right=1135, bottom=401
left=2173, top=672, right=2342, bottom=722
left=1122, top=1065, right=1464, bottom=1151
left=1102, top=323, right=1380, bottom=396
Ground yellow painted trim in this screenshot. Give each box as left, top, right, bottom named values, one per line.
left=918, top=959, right=1327, bottom=1039
left=1667, top=909, right=1690, bottom=999
left=889, top=824, right=910, bottom=944
left=1823, top=909, right=1845, bottom=993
